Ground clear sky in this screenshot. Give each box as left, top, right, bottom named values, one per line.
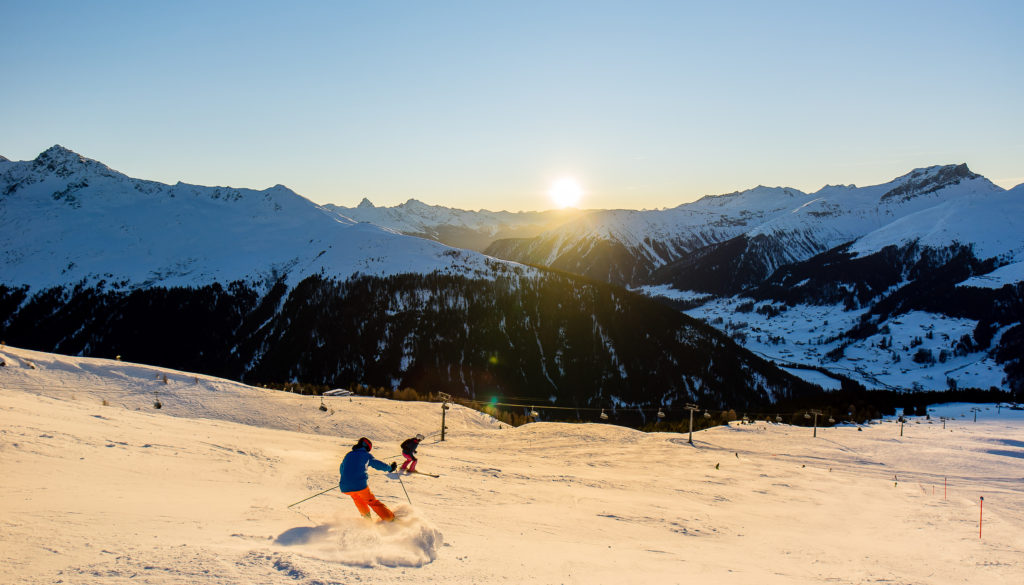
left=2, top=0, right=1022, bottom=211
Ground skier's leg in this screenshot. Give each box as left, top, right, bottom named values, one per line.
left=363, top=488, right=395, bottom=522
left=409, top=455, right=417, bottom=472
left=343, top=489, right=372, bottom=518
left=400, top=453, right=413, bottom=471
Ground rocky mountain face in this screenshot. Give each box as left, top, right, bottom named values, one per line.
left=0, top=146, right=817, bottom=414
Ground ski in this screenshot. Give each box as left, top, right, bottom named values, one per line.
left=406, top=470, right=439, bottom=478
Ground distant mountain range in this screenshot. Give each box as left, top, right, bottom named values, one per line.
left=3, top=145, right=1021, bottom=400
left=314, top=163, right=1024, bottom=396
left=323, top=198, right=584, bottom=252
left=0, top=145, right=512, bottom=291
left=0, top=146, right=818, bottom=416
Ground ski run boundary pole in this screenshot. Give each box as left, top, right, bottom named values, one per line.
left=979, top=496, right=984, bottom=539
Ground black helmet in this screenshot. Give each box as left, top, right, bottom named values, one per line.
left=355, top=437, right=372, bottom=451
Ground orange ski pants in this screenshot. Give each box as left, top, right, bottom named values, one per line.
left=343, top=487, right=394, bottom=521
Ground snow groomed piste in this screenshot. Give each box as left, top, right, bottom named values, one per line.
left=2, top=344, right=1022, bottom=584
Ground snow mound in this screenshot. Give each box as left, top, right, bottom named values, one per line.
left=275, top=505, right=443, bottom=567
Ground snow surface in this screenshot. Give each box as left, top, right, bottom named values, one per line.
left=484, top=165, right=1015, bottom=278
left=849, top=185, right=1024, bottom=261
left=0, top=147, right=528, bottom=291
left=780, top=367, right=843, bottom=390
left=665, top=287, right=1008, bottom=391
left=959, top=261, right=1024, bottom=289
left=325, top=198, right=582, bottom=238
left=2, top=345, right=1022, bottom=584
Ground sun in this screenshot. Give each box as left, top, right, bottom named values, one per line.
left=548, top=177, right=584, bottom=209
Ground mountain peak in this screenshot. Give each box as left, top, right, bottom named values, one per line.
left=268, top=184, right=295, bottom=194
left=31, top=145, right=119, bottom=179
left=880, top=163, right=980, bottom=203
left=399, top=198, right=429, bottom=209
left=0, top=154, right=9, bottom=163
left=357, top=197, right=375, bottom=209
left=35, top=144, right=84, bottom=164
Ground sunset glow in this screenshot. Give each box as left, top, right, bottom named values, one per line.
left=548, top=177, right=583, bottom=208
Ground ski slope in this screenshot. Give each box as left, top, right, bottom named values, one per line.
left=2, top=345, right=1022, bottom=584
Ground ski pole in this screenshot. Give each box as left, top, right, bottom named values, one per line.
left=288, top=485, right=338, bottom=508
left=396, top=473, right=413, bottom=505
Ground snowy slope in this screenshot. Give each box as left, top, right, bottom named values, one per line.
left=486, top=164, right=1010, bottom=290
left=2, top=344, right=1022, bottom=585
left=652, top=173, right=1024, bottom=392
left=750, top=166, right=1003, bottom=242
left=326, top=197, right=575, bottom=236
left=677, top=294, right=1010, bottom=391
left=323, top=198, right=583, bottom=252
left=490, top=187, right=811, bottom=269
left=0, top=147, right=520, bottom=291
left=849, top=183, right=1024, bottom=264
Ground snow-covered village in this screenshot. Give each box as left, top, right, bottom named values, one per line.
left=3, top=2, right=1024, bottom=584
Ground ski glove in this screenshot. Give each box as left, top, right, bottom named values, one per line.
left=390, top=462, right=398, bottom=472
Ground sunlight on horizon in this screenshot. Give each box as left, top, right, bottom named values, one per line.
left=548, top=177, right=584, bottom=209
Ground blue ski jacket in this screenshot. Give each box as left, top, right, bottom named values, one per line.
left=339, top=445, right=391, bottom=492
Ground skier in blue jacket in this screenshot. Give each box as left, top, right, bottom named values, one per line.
left=338, top=437, right=396, bottom=521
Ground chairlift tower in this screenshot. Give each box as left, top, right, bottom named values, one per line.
left=809, top=409, right=823, bottom=437
left=439, top=392, right=452, bottom=441
left=684, top=403, right=699, bottom=445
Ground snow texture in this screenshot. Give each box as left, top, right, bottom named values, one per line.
left=2, top=344, right=1022, bottom=584
left=678, top=290, right=1006, bottom=392
left=0, top=146, right=527, bottom=291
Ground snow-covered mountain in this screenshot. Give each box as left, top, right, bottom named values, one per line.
left=487, top=164, right=1008, bottom=291
left=463, top=164, right=1024, bottom=395
left=484, top=186, right=812, bottom=285
left=0, top=146, right=816, bottom=411
left=629, top=172, right=1023, bottom=395
left=0, top=146, right=514, bottom=291
left=323, top=198, right=584, bottom=252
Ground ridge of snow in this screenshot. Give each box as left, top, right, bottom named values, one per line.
left=848, top=186, right=1024, bottom=260
left=0, top=147, right=529, bottom=291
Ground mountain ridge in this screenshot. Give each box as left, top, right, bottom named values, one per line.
left=0, top=146, right=817, bottom=410
left=0, top=146, right=517, bottom=291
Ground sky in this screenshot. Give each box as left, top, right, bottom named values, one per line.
left=2, top=0, right=1022, bottom=211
